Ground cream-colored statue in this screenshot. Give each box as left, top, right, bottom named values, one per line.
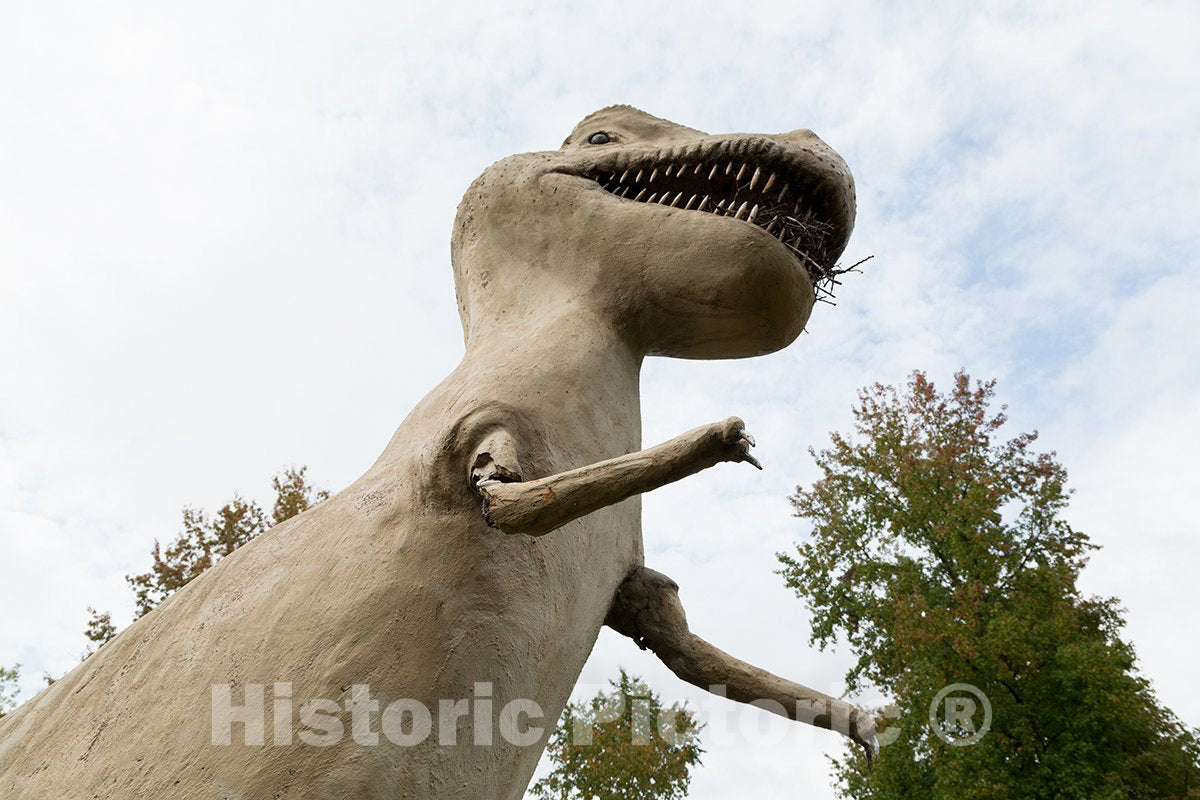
left=0, top=106, right=873, bottom=799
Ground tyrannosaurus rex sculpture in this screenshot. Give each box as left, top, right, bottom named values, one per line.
left=0, top=105, right=874, bottom=799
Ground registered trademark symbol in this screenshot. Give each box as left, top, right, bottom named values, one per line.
left=929, top=683, right=992, bottom=746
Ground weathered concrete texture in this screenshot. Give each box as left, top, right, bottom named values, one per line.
left=0, top=106, right=868, bottom=799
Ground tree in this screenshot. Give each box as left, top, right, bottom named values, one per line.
left=83, top=607, right=116, bottom=656
left=530, top=670, right=703, bottom=800
left=778, top=370, right=1200, bottom=800
left=0, top=663, right=19, bottom=717
left=89, top=466, right=327, bottom=639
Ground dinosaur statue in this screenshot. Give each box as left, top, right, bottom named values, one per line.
left=0, top=105, right=873, bottom=799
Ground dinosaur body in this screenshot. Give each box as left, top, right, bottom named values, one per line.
left=0, top=106, right=865, bottom=798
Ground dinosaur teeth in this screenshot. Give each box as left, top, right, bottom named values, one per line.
left=589, top=156, right=830, bottom=266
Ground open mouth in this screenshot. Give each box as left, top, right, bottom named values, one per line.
left=576, top=142, right=848, bottom=287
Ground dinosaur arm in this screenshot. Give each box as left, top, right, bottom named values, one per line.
left=605, top=566, right=878, bottom=763
left=474, top=416, right=758, bottom=537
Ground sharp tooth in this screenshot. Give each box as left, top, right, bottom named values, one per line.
left=749, top=167, right=762, bottom=190
left=763, top=172, right=777, bottom=193
left=693, top=163, right=703, bottom=175
left=708, top=163, right=719, bottom=180
left=602, top=183, right=613, bottom=191
left=736, top=200, right=750, bottom=219
left=671, top=192, right=685, bottom=206
left=659, top=192, right=672, bottom=205
left=716, top=198, right=727, bottom=210
left=636, top=169, right=644, bottom=183
left=748, top=203, right=759, bottom=223
left=619, top=169, right=630, bottom=183
left=684, top=194, right=698, bottom=210
left=649, top=168, right=658, bottom=183
left=736, top=163, right=748, bottom=181
left=778, top=184, right=789, bottom=202
left=619, top=186, right=631, bottom=197
left=765, top=217, right=779, bottom=234
left=635, top=188, right=648, bottom=201
left=698, top=195, right=710, bottom=211
left=647, top=193, right=659, bottom=203
left=725, top=162, right=734, bottom=175
left=664, top=165, right=673, bottom=177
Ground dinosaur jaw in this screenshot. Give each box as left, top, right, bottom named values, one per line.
left=563, top=138, right=853, bottom=285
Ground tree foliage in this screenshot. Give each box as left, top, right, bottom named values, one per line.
left=83, top=466, right=327, bottom=656
left=530, top=670, right=703, bottom=800
left=83, top=606, right=117, bottom=656
left=123, top=466, right=327, bottom=618
left=0, top=663, right=19, bottom=717
left=778, top=371, right=1200, bottom=799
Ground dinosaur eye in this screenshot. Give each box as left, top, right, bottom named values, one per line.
left=587, top=131, right=610, bottom=145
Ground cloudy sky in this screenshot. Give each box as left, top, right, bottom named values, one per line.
left=2, top=1, right=1198, bottom=796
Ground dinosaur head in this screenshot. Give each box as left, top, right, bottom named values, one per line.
left=451, top=105, right=855, bottom=358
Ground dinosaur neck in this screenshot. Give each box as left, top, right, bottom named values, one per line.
left=463, top=301, right=644, bottom=453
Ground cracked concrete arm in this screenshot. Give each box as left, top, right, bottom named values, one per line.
left=605, top=566, right=879, bottom=764
left=474, top=416, right=758, bottom=537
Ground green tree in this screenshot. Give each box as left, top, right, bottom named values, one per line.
left=530, top=670, right=703, bottom=800
left=0, top=663, right=19, bottom=717
left=778, top=371, right=1200, bottom=800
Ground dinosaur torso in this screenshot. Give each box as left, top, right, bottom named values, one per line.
left=0, top=321, right=644, bottom=799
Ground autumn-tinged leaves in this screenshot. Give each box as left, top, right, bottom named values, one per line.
left=778, top=371, right=1200, bottom=799
left=84, top=466, right=328, bottom=652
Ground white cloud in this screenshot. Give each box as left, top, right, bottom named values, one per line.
left=2, top=2, right=1198, bottom=797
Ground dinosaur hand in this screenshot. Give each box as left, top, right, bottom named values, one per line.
left=710, top=416, right=762, bottom=470
left=851, top=713, right=879, bottom=768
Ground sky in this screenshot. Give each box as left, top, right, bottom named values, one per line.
left=2, top=1, right=1198, bottom=796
